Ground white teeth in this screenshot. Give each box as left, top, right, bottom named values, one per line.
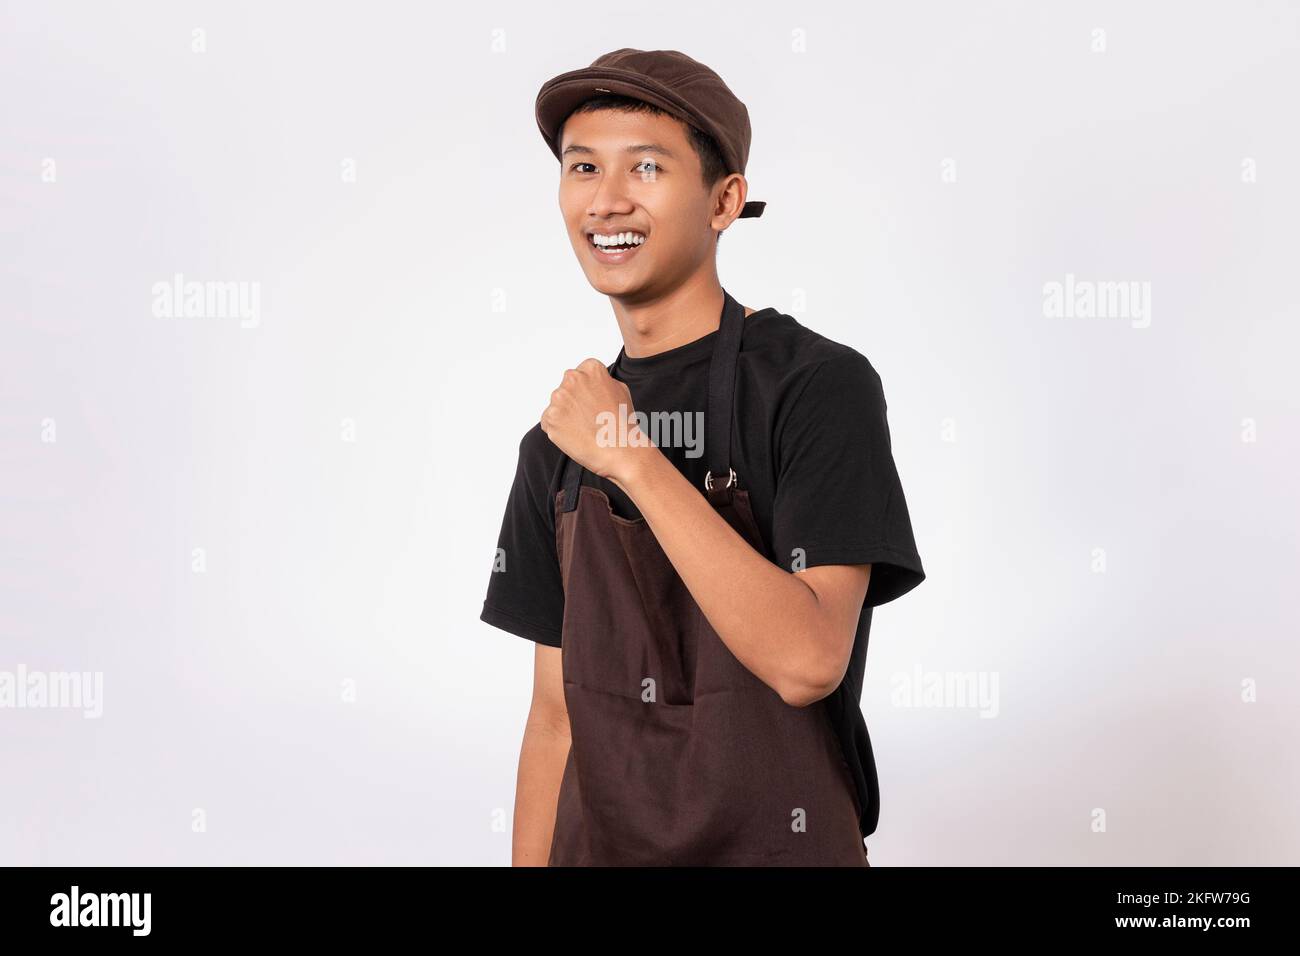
left=591, top=232, right=646, bottom=247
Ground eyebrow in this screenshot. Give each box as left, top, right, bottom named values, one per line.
left=561, top=143, right=678, bottom=159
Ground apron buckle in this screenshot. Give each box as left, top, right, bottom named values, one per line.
left=704, top=467, right=736, bottom=491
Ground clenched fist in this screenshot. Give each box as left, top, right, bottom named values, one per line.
left=540, top=358, right=653, bottom=487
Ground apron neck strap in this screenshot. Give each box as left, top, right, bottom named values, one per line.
left=703, top=289, right=745, bottom=506
left=559, top=288, right=747, bottom=513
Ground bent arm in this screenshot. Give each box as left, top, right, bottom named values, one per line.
left=613, top=446, right=870, bottom=707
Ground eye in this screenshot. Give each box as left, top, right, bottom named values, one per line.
left=636, top=160, right=659, bottom=174
left=569, top=162, right=596, bottom=174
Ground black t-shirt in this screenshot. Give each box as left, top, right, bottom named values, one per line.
left=480, top=306, right=925, bottom=836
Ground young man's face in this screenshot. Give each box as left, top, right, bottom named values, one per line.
left=558, top=108, right=722, bottom=299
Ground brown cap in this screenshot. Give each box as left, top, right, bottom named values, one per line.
left=535, top=48, right=766, bottom=219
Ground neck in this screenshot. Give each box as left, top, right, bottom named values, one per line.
left=610, top=273, right=740, bottom=359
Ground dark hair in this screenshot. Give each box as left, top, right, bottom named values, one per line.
left=563, top=94, right=731, bottom=241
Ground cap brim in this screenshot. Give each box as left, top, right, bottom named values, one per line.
left=536, top=70, right=695, bottom=163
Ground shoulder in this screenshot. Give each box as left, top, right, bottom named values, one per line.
left=742, top=310, right=884, bottom=408
left=518, top=419, right=557, bottom=458
left=518, top=419, right=565, bottom=470
left=512, top=421, right=568, bottom=504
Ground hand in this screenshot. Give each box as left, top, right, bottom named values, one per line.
left=540, top=358, right=653, bottom=486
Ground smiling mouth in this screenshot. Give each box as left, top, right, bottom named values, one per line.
left=588, top=232, right=648, bottom=256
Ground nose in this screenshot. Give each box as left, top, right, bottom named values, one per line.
left=588, top=171, right=634, bottom=219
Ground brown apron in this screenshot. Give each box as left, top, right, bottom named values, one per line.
left=547, top=289, right=870, bottom=867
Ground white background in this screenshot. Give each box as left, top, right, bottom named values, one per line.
left=2, top=0, right=1297, bottom=865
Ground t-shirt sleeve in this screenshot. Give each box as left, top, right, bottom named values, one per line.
left=771, top=350, right=925, bottom=607
left=479, top=424, right=565, bottom=646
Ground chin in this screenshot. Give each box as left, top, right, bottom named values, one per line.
left=586, top=275, right=646, bottom=297
left=580, top=260, right=649, bottom=289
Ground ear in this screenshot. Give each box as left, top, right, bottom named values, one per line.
left=710, top=172, right=750, bottom=232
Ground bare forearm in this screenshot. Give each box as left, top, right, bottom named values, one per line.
left=613, top=446, right=838, bottom=705
left=512, top=721, right=570, bottom=866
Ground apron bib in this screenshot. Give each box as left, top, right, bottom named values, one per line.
left=548, top=289, right=870, bottom=867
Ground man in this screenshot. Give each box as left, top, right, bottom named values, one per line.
left=481, top=48, right=925, bottom=866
